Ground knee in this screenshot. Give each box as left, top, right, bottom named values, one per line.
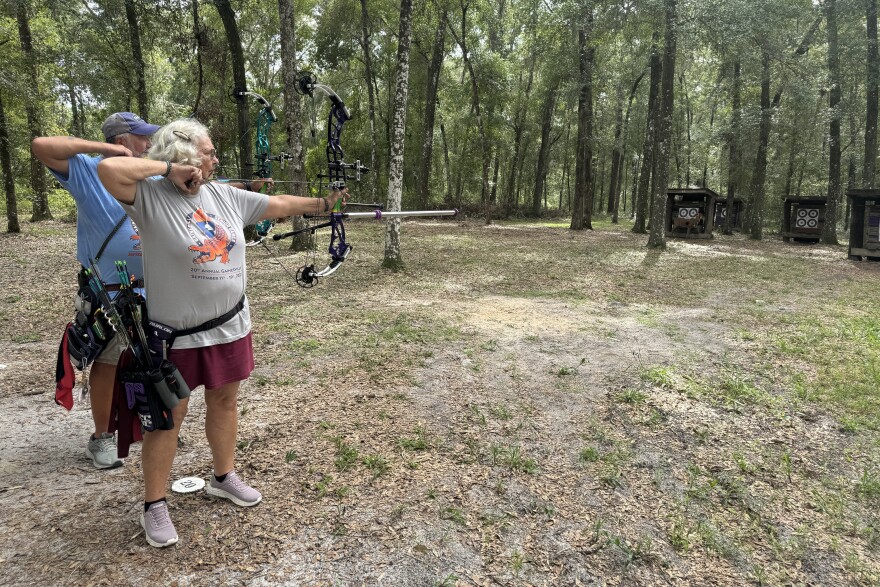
left=205, top=385, right=239, bottom=412
left=172, top=400, right=189, bottom=424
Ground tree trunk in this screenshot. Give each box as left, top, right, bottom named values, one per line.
left=748, top=50, right=772, bottom=240
left=440, top=120, right=453, bottom=207
left=616, top=70, right=645, bottom=222
left=16, top=0, right=50, bottom=221
left=67, top=81, right=81, bottom=137
left=560, top=118, right=571, bottom=212
left=747, top=15, right=821, bottom=236
left=360, top=0, right=380, bottom=204
left=0, top=90, right=19, bottom=233
left=607, top=95, right=623, bottom=218
left=504, top=57, right=536, bottom=217
left=383, top=0, right=413, bottom=270
left=490, top=153, right=500, bottom=205
left=571, top=23, right=594, bottom=231
left=701, top=78, right=720, bottom=188
left=647, top=0, right=677, bottom=249
left=724, top=60, right=741, bottom=235
left=680, top=71, right=692, bottom=187
left=448, top=1, right=492, bottom=223
left=823, top=0, right=841, bottom=245
left=192, top=0, right=206, bottom=117
left=278, top=0, right=310, bottom=250
left=453, top=124, right=470, bottom=208
left=124, top=0, right=148, bottom=120
left=416, top=10, right=446, bottom=209
left=532, top=83, right=558, bottom=217
left=214, top=0, right=252, bottom=178
left=866, top=0, right=879, bottom=187
left=629, top=156, right=639, bottom=216
left=633, top=33, right=661, bottom=234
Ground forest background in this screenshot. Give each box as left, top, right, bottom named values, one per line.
left=1, top=0, right=877, bottom=246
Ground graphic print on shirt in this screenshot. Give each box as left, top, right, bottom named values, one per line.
left=186, top=208, right=237, bottom=264
left=128, top=218, right=142, bottom=255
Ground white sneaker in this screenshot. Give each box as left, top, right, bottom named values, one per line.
left=85, top=433, right=123, bottom=469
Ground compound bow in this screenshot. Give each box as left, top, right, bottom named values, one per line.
left=271, top=72, right=458, bottom=288
left=271, top=72, right=368, bottom=286
left=232, top=88, right=294, bottom=242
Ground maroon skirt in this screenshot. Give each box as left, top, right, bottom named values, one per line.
left=169, top=332, right=254, bottom=390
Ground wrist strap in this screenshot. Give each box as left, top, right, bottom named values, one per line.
left=161, top=161, right=172, bottom=178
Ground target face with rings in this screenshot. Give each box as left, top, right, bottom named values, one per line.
left=794, top=207, right=820, bottom=230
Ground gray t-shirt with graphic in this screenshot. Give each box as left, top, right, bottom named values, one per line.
left=121, top=179, right=269, bottom=349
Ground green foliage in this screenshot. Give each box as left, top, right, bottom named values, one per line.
left=0, top=1, right=873, bottom=237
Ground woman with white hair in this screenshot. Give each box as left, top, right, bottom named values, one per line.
left=98, top=118, right=345, bottom=548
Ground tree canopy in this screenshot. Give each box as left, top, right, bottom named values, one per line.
left=1, top=0, right=875, bottom=237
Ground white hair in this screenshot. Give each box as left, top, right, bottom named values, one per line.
left=147, top=119, right=211, bottom=165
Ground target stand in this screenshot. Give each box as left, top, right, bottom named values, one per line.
left=713, top=197, right=744, bottom=232
left=846, top=189, right=880, bottom=260
left=781, top=197, right=826, bottom=243
left=664, top=188, right=718, bottom=239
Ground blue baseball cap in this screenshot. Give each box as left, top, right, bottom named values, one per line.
left=102, top=112, right=160, bottom=141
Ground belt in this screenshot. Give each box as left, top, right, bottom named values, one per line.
left=104, top=279, right=145, bottom=292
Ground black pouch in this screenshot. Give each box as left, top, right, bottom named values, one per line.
left=66, top=286, right=112, bottom=370
left=121, top=369, right=174, bottom=432
left=146, top=319, right=174, bottom=359
left=145, top=320, right=192, bottom=401
left=66, top=321, right=105, bottom=371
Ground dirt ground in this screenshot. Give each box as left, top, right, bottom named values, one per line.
left=0, top=218, right=878, bottom=586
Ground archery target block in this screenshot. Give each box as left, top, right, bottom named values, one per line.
left=867, top=206, right=880, bottom=247
left=793, top=206, right=821, bottom=233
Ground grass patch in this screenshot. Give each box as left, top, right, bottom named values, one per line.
left=398, top=426, right=430, bottom=451
left=489, top=443, right=538, bottom=473
left=773, top=311, right=880, bottom=430
left=332, top=436, right=359, bottom=472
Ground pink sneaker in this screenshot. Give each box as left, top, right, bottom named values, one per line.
left=140, top=501, right=178, bottom=548
left=206, top=471, right=262, bottom=507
